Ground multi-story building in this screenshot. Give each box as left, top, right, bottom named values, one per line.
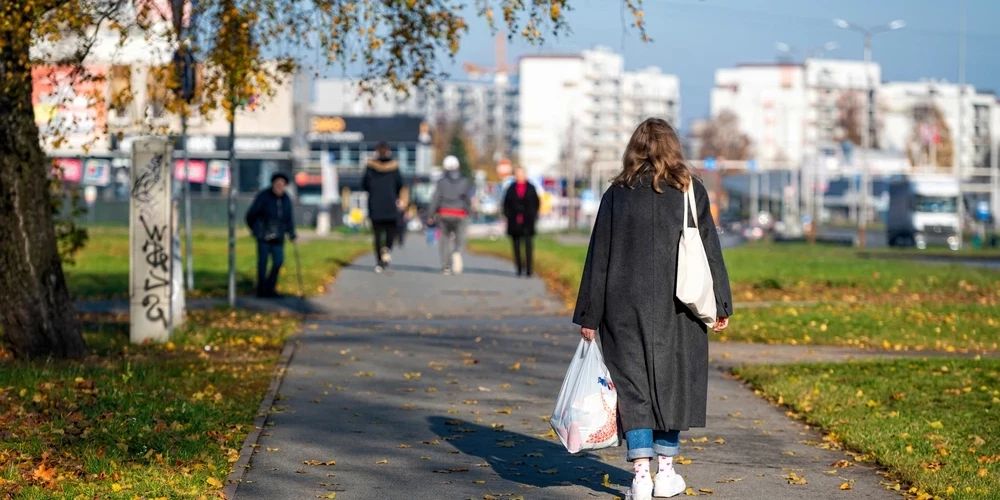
left=881, top=80, right=999, bottom=205
left=710, top=59, right=879, bottom=168
left=518, top=46, right=681, bottom=178
left=312, top=75, right=517, bottom=164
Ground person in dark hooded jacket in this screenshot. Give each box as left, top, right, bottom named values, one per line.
left=362, top=143, right=404, bottom=272
left=246, top=172, right=297, bottom=297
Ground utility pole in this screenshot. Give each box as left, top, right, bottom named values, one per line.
left=227, top=98, right=237, bottom=307
left=956, top=0, right=967, bottom=248
left=565, top=117, right=577, bottom=231
left=992, top=103, right=999, bottom=233
left=835, top=18, right=905, bottom=249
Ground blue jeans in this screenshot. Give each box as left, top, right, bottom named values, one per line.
left=625, top=429, right=681, bottom=462
left=256, top=240, right=285, bottom=295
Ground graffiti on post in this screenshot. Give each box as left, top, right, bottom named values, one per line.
left=139, top=214, right=169, bottom=327
left=132, top=153, right=164, bottom=204
left=130, top=139, right=173, bottom=343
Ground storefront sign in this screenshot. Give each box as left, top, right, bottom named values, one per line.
left=233, top=136, right=285, bottom=152
left=83, top=159, right=111, bottom=186
left=206, top=160, right=230, bottom=187
left=173, top=159, right=207, bottom=183
left=307, top=115, right=422, bottom=145
left=54, top=158, right=84, bottom=183
left=32, top=66, right=107, bottom=151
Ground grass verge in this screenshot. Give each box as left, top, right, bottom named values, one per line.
left=0, top=309, right=298, bottom=499
left=67, top=228, right=369, bottom=299
left=735, top=358, right=1000, bottom=500
left=470, top=239, right=1000, bottom=304
left=723, top=302, right=999, bottom=353
left=468, top=238, right=1000, bottom=352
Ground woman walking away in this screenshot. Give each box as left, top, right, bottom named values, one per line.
left=572, top=118, right=733, bottom=500
left=362, top=143, right=404, bottom=273
left=503, top=167, right=540, bottom=276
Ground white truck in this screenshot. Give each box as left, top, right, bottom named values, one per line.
left=886, top=174, right=960, bottom=250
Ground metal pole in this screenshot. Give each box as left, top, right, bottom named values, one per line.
left=182, top=113, right=194, bottom=291
left=227, top=103, right=237, bottom=307
left=857, top=34, right=871, bottom=250
left=992, top=107, right=999, bottom=233
left=762, top=167, right=770, bottom=216
left=750, top=168, right=759, bottom=225
left=956, top=0, right=967, bottom=248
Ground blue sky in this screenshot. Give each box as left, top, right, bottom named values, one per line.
left=424, top=0, right=1000, bottom=130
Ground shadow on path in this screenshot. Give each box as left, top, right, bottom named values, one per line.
left=427, top=416, right=629, bottom=497
left=340, top=262, right=516, bottom=278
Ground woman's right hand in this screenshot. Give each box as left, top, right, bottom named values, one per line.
left=580, top=327, right=596, bottom=341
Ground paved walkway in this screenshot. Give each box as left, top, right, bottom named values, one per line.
left=235, top=243, right=900, bottom=500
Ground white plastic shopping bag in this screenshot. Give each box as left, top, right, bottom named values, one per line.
left=550, top=339, right=619, bottom=453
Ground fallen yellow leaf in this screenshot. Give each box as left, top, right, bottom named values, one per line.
left=206, top=477, right=223, bottom=488
left=840, top=482, right=852, bottom=490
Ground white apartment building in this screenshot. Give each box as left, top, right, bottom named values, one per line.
left=710, top=59, right=879, bottom=169
left=881, top=81, right=996, bottom=170
left=518, top=47, right=681, bottom=178
left=312, top=75, right=518, bottom=162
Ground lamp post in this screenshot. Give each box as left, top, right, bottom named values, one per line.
left=775, top=41, right=838, bottom=239
left=775, top=41, right=839, bottom=61
left=834, top=18, right=905, bottom=249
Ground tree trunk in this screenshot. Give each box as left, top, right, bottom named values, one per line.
left=0, top=26, right=87, bottom=359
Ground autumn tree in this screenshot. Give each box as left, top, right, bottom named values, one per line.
left=446, top=129, right=475, bottom=179
left=907, top=103, right=954, bottom=168
left=697, top=110, right=753, bottom=161
left=836, top=89, right=882, bottom=149
left=0, top=0, right=648, bottom=359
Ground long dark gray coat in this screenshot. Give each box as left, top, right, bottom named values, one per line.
left=573, top=178, right=733, bottom=433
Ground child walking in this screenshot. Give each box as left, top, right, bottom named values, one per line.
left=572, top=118, right=733, bottom=499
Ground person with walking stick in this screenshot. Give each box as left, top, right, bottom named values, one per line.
left=246, top=172, right=297, bottom=298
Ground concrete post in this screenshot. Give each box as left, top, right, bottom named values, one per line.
left=129, top=138, right=174, bottom=344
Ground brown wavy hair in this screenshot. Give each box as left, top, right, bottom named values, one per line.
left=612, top=118, right=692, bottom=193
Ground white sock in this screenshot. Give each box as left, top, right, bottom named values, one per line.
left=633, top=460, right=651, bottom=482
left=658, top=455, right=674, bottom=474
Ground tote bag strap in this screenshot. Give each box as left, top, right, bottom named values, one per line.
left=682, top=184, right=698, bottom=230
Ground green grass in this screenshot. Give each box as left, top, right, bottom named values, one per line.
left=66, top=228, right=369, bottom=299
left=735, top=359, right=1000, bottom=500
left=0, top=310, right=299, bottom=499
left=469, top=238, right=1000, bottom=351
left=470, top=238, right=1000, bottom=303
left=724, top=302, right=1000, bottom=353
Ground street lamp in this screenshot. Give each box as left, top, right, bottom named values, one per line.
left=834, top=18, right=905, bottom=250
left=775, top=41, right=839, bottom=60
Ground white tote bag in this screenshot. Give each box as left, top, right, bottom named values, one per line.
left=550, top=339, right=619, bottom=453
left=676, top=187, right=717, bottom=327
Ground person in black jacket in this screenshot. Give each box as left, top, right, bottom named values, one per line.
left=246, top=173, right=297, bottom=297
left=362, top=143, right=404, bottom=273
left=502, top=167, right=540, bottom=276
left=573, top=118, right=732, bottom=500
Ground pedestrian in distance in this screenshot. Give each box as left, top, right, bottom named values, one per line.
left=503, top=167, right=540, bottom=277
left=573, top=118, right=733, bottom=500
left=245, top=172, right=297, bottom=298
left=429, top=155, right=473, bottom=275
left=362, top=143, right=404, bottom=273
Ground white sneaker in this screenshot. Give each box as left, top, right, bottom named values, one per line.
left=451, top=252, right=463, bottom=274
left=375, top=265, right=384, bottom=274
left=653, top=470, right=686, bottom=498
left=629, top=477, right=654, bottom=500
